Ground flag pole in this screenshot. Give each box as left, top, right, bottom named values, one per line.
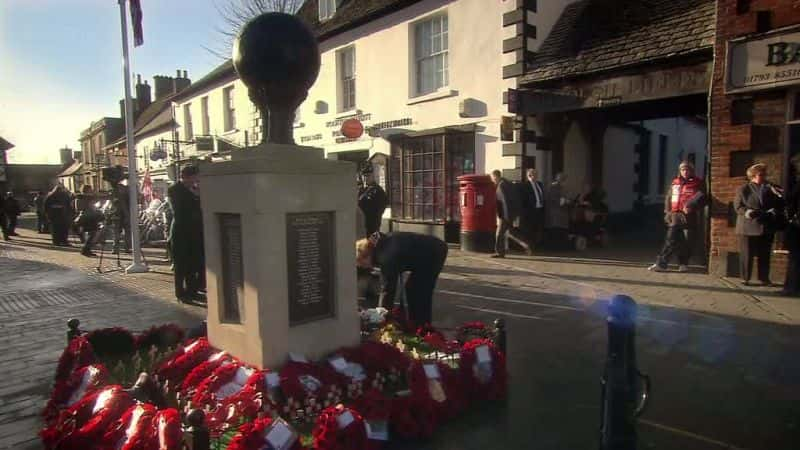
left=118, top=0, right=147, bottom=273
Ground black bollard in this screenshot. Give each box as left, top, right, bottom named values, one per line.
left=493, top=318, right=507, bottom=354
left=599, top=295, right=650, bottom=450
left=67, top=318, right=82, bottom=344
left=183, top=409, right=210, bottom=450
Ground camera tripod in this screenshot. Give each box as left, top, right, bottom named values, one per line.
left=95, top=217, right=149, bottom=274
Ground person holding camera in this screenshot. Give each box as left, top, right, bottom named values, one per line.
left=75, top=201, right=104, bottom=257
left=735, top=163, right=785, bottom=286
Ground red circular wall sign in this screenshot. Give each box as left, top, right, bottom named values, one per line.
left=340, top=118, right=364, bottom=139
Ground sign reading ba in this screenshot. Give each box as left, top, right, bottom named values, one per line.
left=727, top=28, right=800, bottom=93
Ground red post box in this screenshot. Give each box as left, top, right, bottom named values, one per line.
left=458, top=174, right=497, bottom=252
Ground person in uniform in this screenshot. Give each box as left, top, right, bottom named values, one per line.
left=34, top=191, right=48, bottom=233
left=356, top=232, right=448, bottom=326
left=168, top=165, right=205, bottom=303
left=4, top=192, right=20, bottom=236
left=45, top=185, right=72, bottom=246
left=357, top=167, right=388, bottom=236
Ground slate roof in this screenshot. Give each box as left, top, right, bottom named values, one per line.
left=296, top=0, right=423, bottom=40
left=0, top=137, right=13, bottom=151
left=521, top=0, right=716, bottom=84
left=174, top=0, right=422, bottom=102
left=106, top=94, right=178, bottom=149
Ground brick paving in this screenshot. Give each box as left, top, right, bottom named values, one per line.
left=1, top=216, right=799, bottom=449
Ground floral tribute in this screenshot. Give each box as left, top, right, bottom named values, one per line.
left=41, top=319, right=507, bottom=450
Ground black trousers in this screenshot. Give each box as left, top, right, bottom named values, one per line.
left=36, top=213, right=48, bottom=233
left=364, top=214, right=382, bottom=236
left=49, top=216, right=69, bottom=245
left=7, top=215, right=17, bottom=234
left=783, top=227, right=800, bottom=294
left=402, top=255, right=447, bottom=325
left=738, top=234, right=774, bottom=283
left=174, top=252, right=204, bottom=298
left=82, top=230, right=97, bottom=255
left=496, top=219, right=529, bottom=255
left=657, top=225, right=694, bottom=266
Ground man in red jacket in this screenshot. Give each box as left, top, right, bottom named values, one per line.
left=648, top=161, right=705, bottom=272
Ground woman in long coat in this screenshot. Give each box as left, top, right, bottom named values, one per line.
left=734, top=163, right=785, bottom=286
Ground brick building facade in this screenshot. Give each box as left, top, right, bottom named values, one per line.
left=709, top=0, right=800, bottom=279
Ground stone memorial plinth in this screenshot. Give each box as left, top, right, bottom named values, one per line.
left=198, top=144, right=359, bottom=369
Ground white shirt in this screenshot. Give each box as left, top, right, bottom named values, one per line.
left=531, top=181, right=543, bottom=209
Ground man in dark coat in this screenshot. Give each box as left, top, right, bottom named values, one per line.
left=168, top=165, right=205, bottom=303
left=520, top=168, right=546, bottom=249
left=782, top=182, right=800, bottom=296
left=0, top=193, right=8, bottom=241
left=490, top=170, right=530, bottom=257
left=4, top=192, right=20, bottom=236
left=110, top=182, right=131, bottom=253
left=356, top=232, right=448, bottom=326
left=734, top=163, right=785, bottom=286
left=34, top=191, right=48, bottom=233
left=357, top=169, right=388, bottom=236
left=45, top=185, right=72, bottom=246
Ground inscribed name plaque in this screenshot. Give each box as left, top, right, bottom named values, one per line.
left=286, top=212, right=335, bottom=325
left=219, top=214, right=244, bottom=323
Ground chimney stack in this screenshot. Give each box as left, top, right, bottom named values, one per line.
left=134, top=74, right=152, bottom=116
left=174, top=69, right=191, bottom=93
left=153, top=74, right=175, bottom=100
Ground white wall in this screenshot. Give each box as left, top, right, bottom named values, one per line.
left=642, top=118, right=707, bottom=200
left=603, top=125, right=640, bottom=213
left=170, top=0, right=579, bottom=179
left=562, top=121, right=590, bottom=198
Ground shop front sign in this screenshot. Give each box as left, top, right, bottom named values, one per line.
left=727, top=27, right=800, bottom=93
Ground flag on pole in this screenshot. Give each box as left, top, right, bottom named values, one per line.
left=130, top=0, right=143, bottom=47
left=142, top=168, right=153, bottom=204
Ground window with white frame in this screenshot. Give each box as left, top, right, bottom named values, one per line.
left=414, top=14, right=448, bottom=96
left=338, top=46, right=356, bottom=112
left=319, top=0, right=337, bottom=21
left=201, top=96, right=210, bottom=135
left=223, top=86, right=236, bottom=132
left=183, top=103, right=193, bottom=140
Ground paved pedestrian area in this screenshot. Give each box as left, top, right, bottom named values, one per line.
left=1, top=218, right=798, bottom=449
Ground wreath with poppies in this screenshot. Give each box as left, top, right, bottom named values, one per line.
left=99, top=402, right=158, bottom=450
left=54, top=336, right=96, bottom=383
left=43, top=364, right=109, bottom=424
left=227, top=416, right=306, bottom=450
left=458, top=339, right=507, bottom=402
left=180, top=351, right=233, bottom=395
left=313, top=404, right=368, bottom=450
left=154, top=337, right=212, bottom=388
left=40, top=385, right=134, bottom=450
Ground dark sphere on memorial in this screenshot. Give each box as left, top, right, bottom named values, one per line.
left=232, top=12, right=320, bottom=96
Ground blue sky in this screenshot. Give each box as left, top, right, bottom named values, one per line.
left=0, top=0, right=230, bottom=164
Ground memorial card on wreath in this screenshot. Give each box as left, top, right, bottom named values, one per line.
left=286, top=212, right=335, bottom=325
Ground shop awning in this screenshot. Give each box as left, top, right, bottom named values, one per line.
left=57, top=160, right=83, bottom=177
left=386, top=123, right=479, bottom=140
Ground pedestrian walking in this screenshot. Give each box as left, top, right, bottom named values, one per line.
left=34, top=191, right=48, bottom=233
left=4, top=192, right=21, bottom=236
left=168, top=165, right=205, bottom=303
left=44, top=185, right=72, bottom=246
left=490, top=170, right=531, bottom=257
left=521, top=168, right=546, bottom=249
left=648, top=162, right=705, bottom=272
left=734, top=163, right=785, bottom=286
left=356, top=232, right=448, bottom=326
left=781, top=182, right=800, bottom=296
left=357, top=167, right=388, bottom=236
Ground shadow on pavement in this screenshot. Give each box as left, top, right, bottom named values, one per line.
left=405, top=277, right=800, bottom=450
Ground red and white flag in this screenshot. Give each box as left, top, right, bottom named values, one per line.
left=141, top=169, right=153, bottom=203
left=130, top=0, right=143, bottom=47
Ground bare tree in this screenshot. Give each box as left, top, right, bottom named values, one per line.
left=209, top=0, right=305, bottom=59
